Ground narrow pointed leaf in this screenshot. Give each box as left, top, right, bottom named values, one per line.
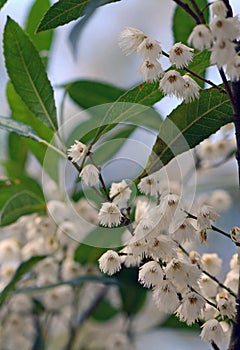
left=25, top=0, right=53, bottom=67
left=0, top=0, right=8, bottom=10
left=0, top=191, right=46, bottom=226
left=4, top=17, right=57, bottom=131
left=37, top=0, right=121, bottom=32
left=0, top=256, right=46, bottom=309
left=65, top=80, right=125, bottom=109
left=0, top=116, right=39, bottom=141
left=145, top=88, right=232, bottom=175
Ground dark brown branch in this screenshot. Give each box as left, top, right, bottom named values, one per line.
left=172, top=0, right=201, bottom=23
left=189, top=0, right=206, bottom=24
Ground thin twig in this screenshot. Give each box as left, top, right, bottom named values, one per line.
left=189, top=0, right=206, bottom=24
left=218, top=68, right=237, bottom=114
left=172, top=0, right=201, bottom=23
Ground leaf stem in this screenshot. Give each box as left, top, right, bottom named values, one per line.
left=189, top=0, right=206, bottom=24
left=172, top=0, right=201, bottom=23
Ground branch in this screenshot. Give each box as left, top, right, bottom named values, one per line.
left=189, top=0, right=206, bottom=24
left=172, top=0, right=202, bottom=24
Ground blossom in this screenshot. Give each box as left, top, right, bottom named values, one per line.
left=147, top=235, right=177, bottom=261
left=137, top=37, right=162, bottom=60
left=210, top=38, right=236, bottom=67
left=182, top=75, right=200, bottom=103
left=67, top=140, right=88, bottom=163
left=153, top=280, right=180, bottom=313
left=187, top=24, right=213, bottom=50
left=43, top=285, right=74, bottom=311
left=169, top=42, right=194, bottom=68
left=138, top=261, right=163, bottom=287
left=98, top=202, right=122, bottom=227
left=118, top=26, right=145, bottom=55
left=226, top=55, right=240, bottom=81
left=170, top=218, right=196, bottom=243
left=98, top=250, right=122, bottom=275
left=138, top=174, right=159, bottom=196
left=197, top=205, right=218, bottom=230
left=80, top=164, right=99, bottom=187
left=165, top=258, right=201, bottom=290
left=200, top=319, right=225, bottom=346
left=109, top=180, right=132, bottom=208
left=159, top=70, right=185, bottom=98
left=138, top=59, right=164, bottom=82
left=199, top=274, right=218, bottom=298
left=211, top=1, right=228, bottom=18
left=216, top=292, right=236, bottom=319
left=176, top=291, right=205, bottom=325
left=0, top=238, right=20, bottom=262
left=201, top=253, right=222, bottom=275
left=229, top=253, right=238, bottom=272
left=208, top=189, right=232, bottom=212
left=210, top=16, right=240, bottom=41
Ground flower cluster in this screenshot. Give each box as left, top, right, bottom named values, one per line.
left=188, top=0, right=240, bottom=79
left=119, top=26, right=200, bottom=102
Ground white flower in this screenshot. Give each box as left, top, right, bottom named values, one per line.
left=165, top=258, right=201, bottom=290
left=153, top=280, right=180, bottom=313
left=211, top=1, right=228, bottom=18
left=138, top=174, right=159, bottom=196
left=224, top=270, right=239, bottom=294
left=105, top=332, right=132, bottom=350
left=170, top=218, right=196, bottom=243
left=98, top=250, right=121, bottom=275
left=67, top=140, right=88, bottom=163
left=226, top=55, right=240, bottom=81
left=137, top=37, right=162, bottom=60
left=35, top=257, right=58, bottom=277
left=159, top=70, right=185, bottom=98
left=98, top=202, right=122, bottom=227
left=80, top=164, right=99, bottom=186
left=210, top=38, right=236, bottom=67
left=147, top=235, right=177, bottom=261
left=169, top=42, right=194, bottom=68
left=0, top=238, right=20, bottom=263
left=176, top=291, right=206, bottom=325
left=200, top=319, right=225, bottom=346
left=198, top=139, right=217, bottom=161
left=61, top=259, right=83, bottom=280
left=182, top=75, right=200, bottom=103
left=208, top=189, right=232, bottom=212
left=128, top=238, right=148, bottom=258
left=134, top=197, right=152, bottom=223
left=138, top=59, right=164, bottom=82
left=134, top=216, right=155, bottom=239
left=216, top=292, right=236, bottom=319
left=119, top=26, right=145, bottom=55
left=109, top=180, right=132, bottom=208
left=120, top=245, right=141, bottom=267
left=230, top=253, right=239, bottom=272
left=138, top=261, right=163, bottom=288
left=187, top=24, right=213, bottom=50
left=159, top=193, right=180, bottom=226
left=199, top=274, right=218, bottom=298
left=201, top=253, right=222, bottom=275
left=197, top=205, right=218, bottom=230
left=210, top=16, right=240, bottom=41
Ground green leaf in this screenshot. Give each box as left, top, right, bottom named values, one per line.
left=0, top=191, right=46, bottom=226
left=8, top=133, right=28, bottom=169
left=0, top=0, right=8, bottom=10
left=25, top=0, right=54, bottom=67
left=37, top=0, right=121, bottom=32
left=145, top=87, right=232, bottom=175
left=0, top=256, right=46, bottom=309
left=0, top=116, right=39, bottom=141
left=4, top=17, right=57, bottom=131
left=65, top=80, right=125, bottom=109
left=117, top=267, right=147, bottom=316
left=173, top=0, right=209, bottom=44
left=91, top=299, right=119, bottom=321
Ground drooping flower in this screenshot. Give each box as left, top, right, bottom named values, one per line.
left=226, top=55, right=240, bottom=81
left=210, top=38, right=236, bottom=67
left=153, top=279, right=180, bottom=313
left=201, top=253, right=222, bottom=275
left=67, top=140, right=88, bottom=163
left=80, top=164, right=99, bottom=187
left=137, top=37, right=162, bottom=60
left=138, top=174, right=159, bottom=196
left=211, top=1, right=228, bottom=18
left=159, top=70, right=185, bottom=98
left=210, top=16, right=240, bottom=41
left=110, top=180, right=132, bottom=208
left=118, top=26, right=145, bottom=55
left=169, top=42, right=194, bottom=68
left=138, top=261, right=163, bottom=287
left=98, top=202, right=122, bottom=228
left=138, top=59, right=164, bottom=82
left=188, top=24, right=213, bottom=51
left=197, top=205, right=218, bottom=230
left=98, top=250, right=122, bottom=275
left=216, top=292, right=236, bottom=319
left=176, top=291, right=205, bottom=325
left=200, top=319, right=225, bottom=346
left=182, top=75, right=200, bottom=103
left=170, top=218, right=196, bottom=243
